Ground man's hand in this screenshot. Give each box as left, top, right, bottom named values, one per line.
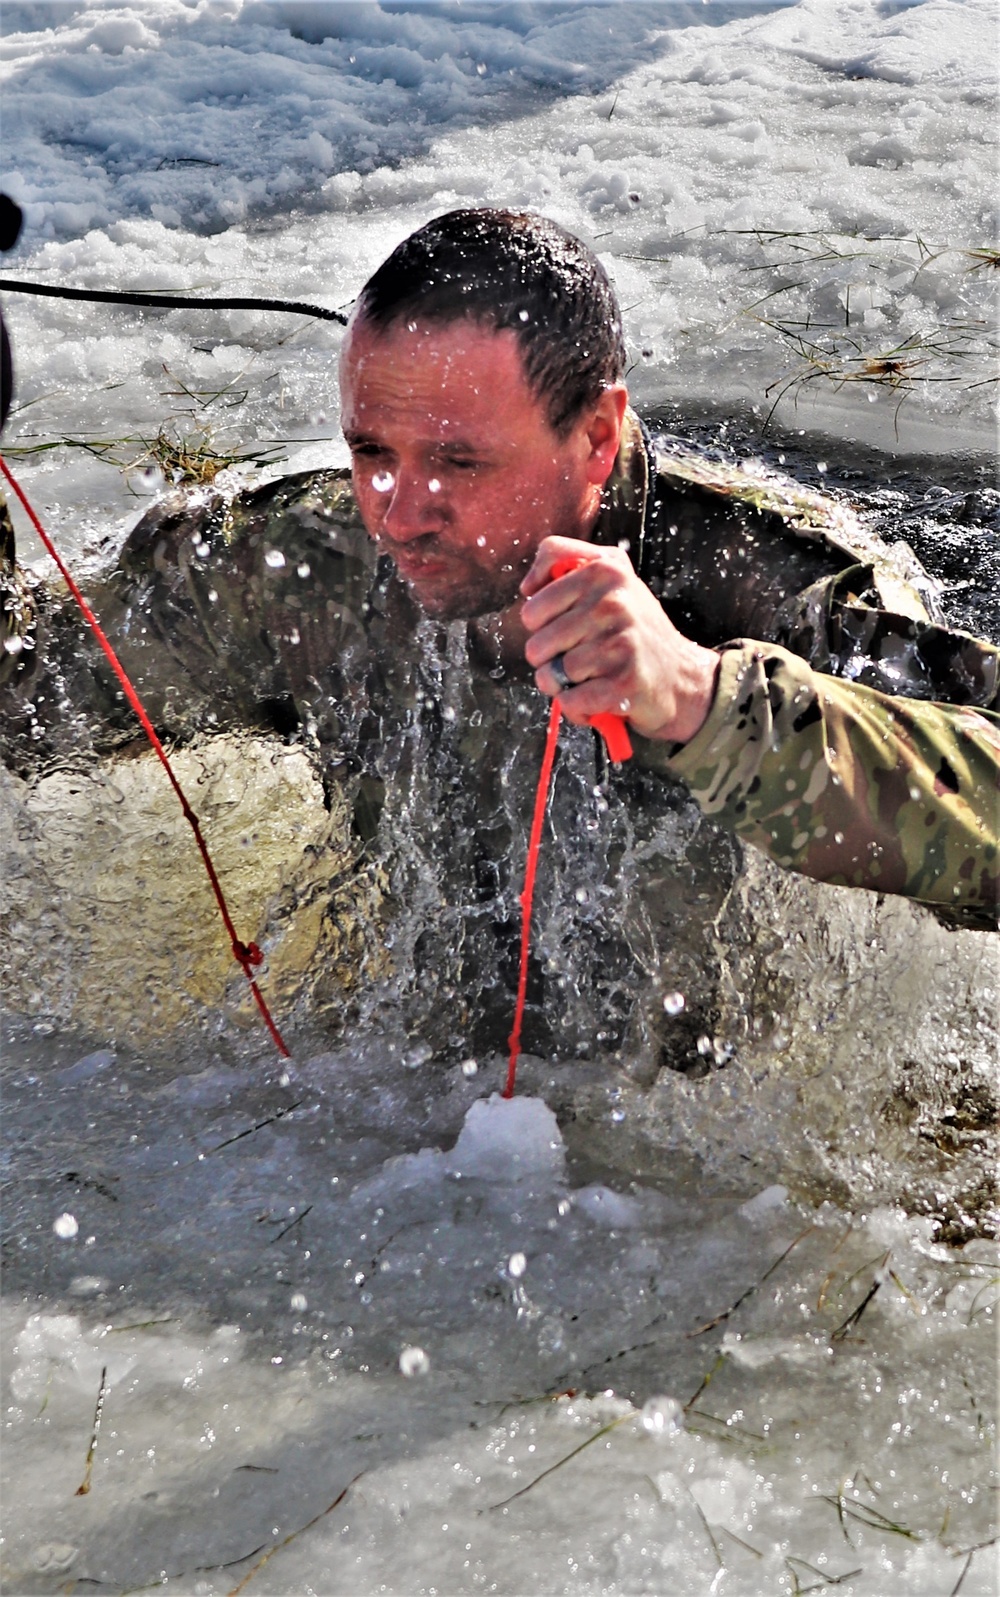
left=520, top=537, right=721, bottom=745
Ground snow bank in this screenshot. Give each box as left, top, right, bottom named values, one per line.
left=1, top=0, right=698, bottom=237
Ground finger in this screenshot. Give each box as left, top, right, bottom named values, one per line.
left=537, top=672, right=634, bottom=723
left=520, top=567, right=592, bottom=637
left=523, top=608, right=593, bottom=669
left=521, top=558, right=627, bottom=643
left=519, top=535, right=605, bottom=598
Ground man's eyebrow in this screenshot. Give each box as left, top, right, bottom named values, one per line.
left=343, top=428, right=495, bottom=456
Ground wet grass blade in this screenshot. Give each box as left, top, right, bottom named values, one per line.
left=688, top=1223, right=815, bottom=1335
left=225, top=1473, right=363, bottom=1597
left=487, top=1415, right=627, bottom=1511
left=75, top=1366, right=109, bottom=1496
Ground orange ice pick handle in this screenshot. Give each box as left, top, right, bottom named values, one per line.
left=549, top=556, right=632, bottom=763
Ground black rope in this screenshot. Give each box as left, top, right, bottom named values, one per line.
left=0, top=278, right=349, bottom=325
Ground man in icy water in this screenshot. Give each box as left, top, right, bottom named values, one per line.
left=2, top=209, right=998, bottom=1071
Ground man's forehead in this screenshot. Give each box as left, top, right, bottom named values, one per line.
left=339, top=313, right=542, bottom=439
left=343, top=313, right=524, bottom=378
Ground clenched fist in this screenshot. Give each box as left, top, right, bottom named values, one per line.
left=520, top=536, right=721, bottom=746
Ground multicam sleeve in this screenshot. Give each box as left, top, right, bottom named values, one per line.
left=633, top=641, right=1000, bottom=928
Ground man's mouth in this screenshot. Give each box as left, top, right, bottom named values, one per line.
left=388, top=543, right=453, bottom=584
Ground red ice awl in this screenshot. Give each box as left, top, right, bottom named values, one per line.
left=503, top=553, right=632, bottom=1098
left=0, top=453, right=291, bottom=1059
left=549, top=555, right=633, bottom=763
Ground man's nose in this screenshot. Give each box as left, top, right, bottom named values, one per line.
left=379, top=469, right=445, bottom=544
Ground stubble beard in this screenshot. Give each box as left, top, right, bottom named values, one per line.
left=398, top=549, right=531, bottom=623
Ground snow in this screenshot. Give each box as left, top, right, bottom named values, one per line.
left=1, top=5, right=998, bottom=1592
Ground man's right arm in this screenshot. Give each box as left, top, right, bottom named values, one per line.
left=635, top=639, right=1000, bottom=929
left=520, top=536, right=1000, bottom=929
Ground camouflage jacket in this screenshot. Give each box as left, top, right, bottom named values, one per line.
left=2, top=415, right=998, bottom=937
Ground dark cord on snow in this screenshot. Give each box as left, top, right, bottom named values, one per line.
left=0, top=278, right=350, bottom=325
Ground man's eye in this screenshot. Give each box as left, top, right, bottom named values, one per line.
left=446, top=456, right=480, bottom=471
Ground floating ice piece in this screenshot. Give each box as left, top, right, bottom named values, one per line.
left=67, top=1276, right=106, bottom=1296
left=445, top=1094, right=565, bottom=1184
left=573, top=1184, right=644, bottom=1228
left=689, top=1459, right=771, bottom=1525
left=54, top=1049, right=115, bottom=1087
left=721, top=1331, right=830, bottom=1369
left=738, top=1185, right=788, bottom=1221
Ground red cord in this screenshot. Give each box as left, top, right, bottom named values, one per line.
left=504, top=556, right=633, bottom=1097
left=0, top=454, right=291, bottom=1058
left=503, top=697, right=562, bottom=1098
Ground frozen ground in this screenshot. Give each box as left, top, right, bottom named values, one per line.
left=1, top=1027, right=997, bottom=1595
left=1, top=4, right=998, bottom=1594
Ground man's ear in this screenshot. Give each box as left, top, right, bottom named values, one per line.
left=582, top=383, right=629, bottom=486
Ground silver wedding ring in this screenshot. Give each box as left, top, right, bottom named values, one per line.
left=549, top=652, right=572, bottom=693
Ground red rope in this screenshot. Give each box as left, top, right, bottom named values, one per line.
left=0, top=453, right=291, bottom=1058
left=503, top=556, right=633, bottom=1098
left=503, top=697, right=563, bottom=1098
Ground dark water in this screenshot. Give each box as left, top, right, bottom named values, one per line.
left=649, top=405, right=1000, bottom=644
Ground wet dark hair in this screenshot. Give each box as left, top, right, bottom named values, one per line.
left=354, top=208, right=626, bottom=435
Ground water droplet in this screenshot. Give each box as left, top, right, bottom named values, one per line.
left=207, top=588, right=218, bottom=603
left=461, top=1058, right=478, bottom=1078
left=372, top=470, right=395, bottom=493
left=428, top=478, right=441, bottom=494
left=557, top=1198, right=571, bottom=1216
left=640, top=1395, right=683, bottom=1437
left=399, top=1345, right=430, bottom=1377
left=507, top=1252, right=527, bottom=1279
left=476, top=535, right=486, bottom=547
left=297, top=562, right=311, bottom=578
left=817, top=461, right=828, bottom=474
left=662, top=991, right=686, bottom=1017
left=289, top=1291, right=307, bottom=1313
left=834, top=831, right=845, bottom=845
left=194, top=540, right=210, bottom=559
left=53, top=1213, right=78, bottom=1240
left=264, top=548, right=286, bottom=569
left=476, top=61, right=487, bottom=75
left=403, top=1042, right=433, bottom=1070
left=697, top=1035, right=714, bottom=1057
left=574, top=886, right=589, bottom=904
left=518, top=309, right=530, bottom=322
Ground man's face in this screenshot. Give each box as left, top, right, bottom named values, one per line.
left=340, top=315, right=609, bottom=620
